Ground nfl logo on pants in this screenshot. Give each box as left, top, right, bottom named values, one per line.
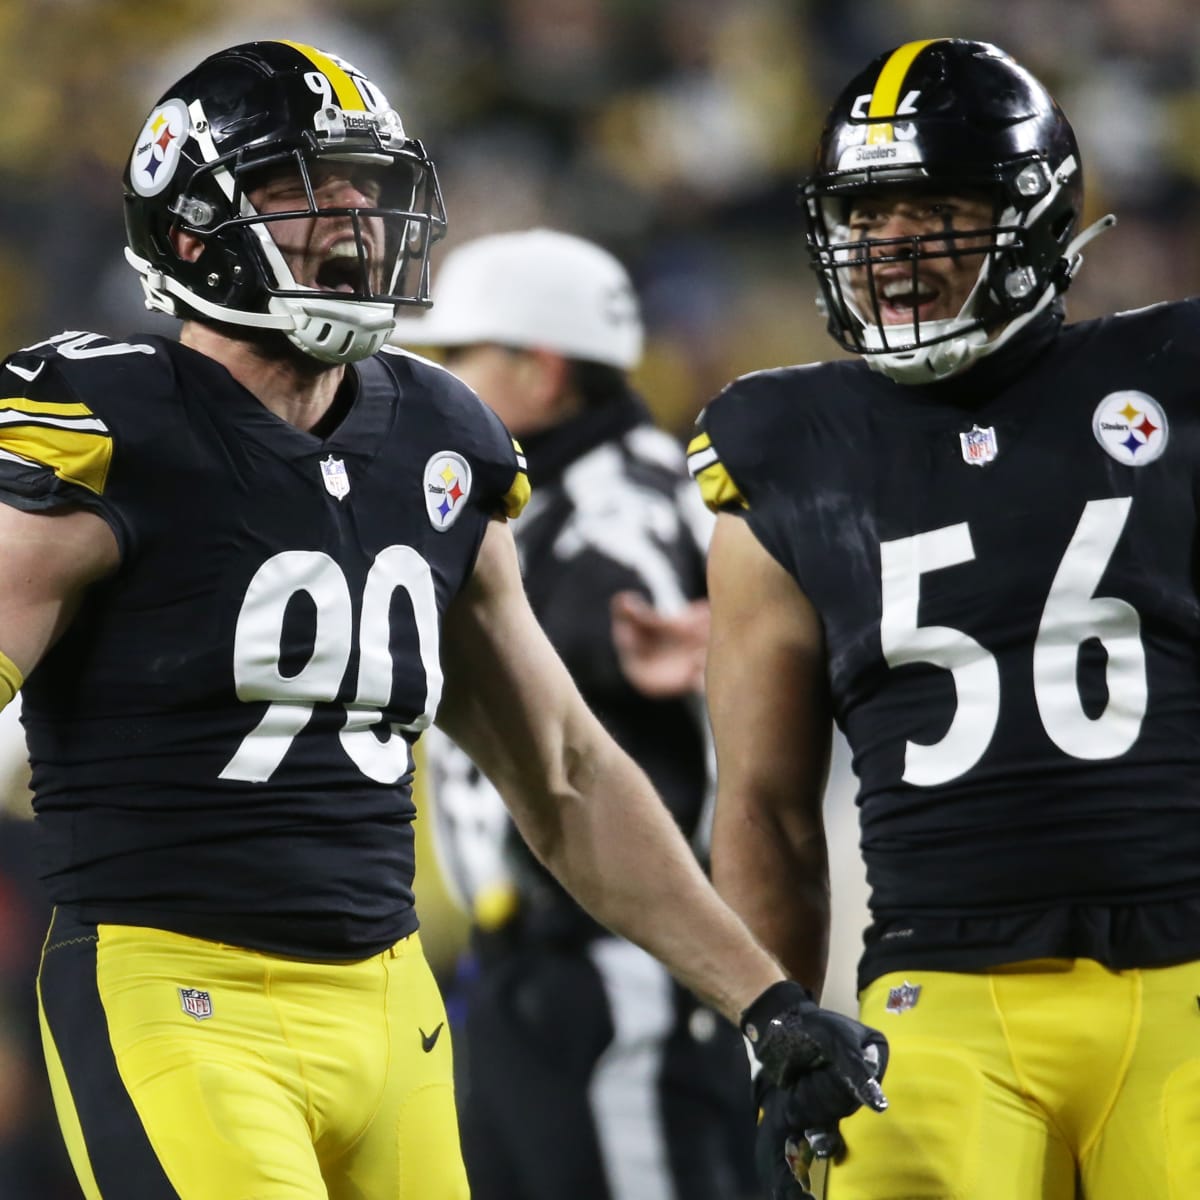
left=178, top=986, right=213, bottom=1021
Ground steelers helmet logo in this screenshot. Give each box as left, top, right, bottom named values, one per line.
left=1092, top=390, right=1168, bottom=467
left=424, top=451, right=473, bottom=531
left=130, top=99, right=190, bottom=197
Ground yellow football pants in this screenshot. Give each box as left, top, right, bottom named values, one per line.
left=824, top=957, right=1200, bottom=1200
left=38, top=909, right=468, bottom=1199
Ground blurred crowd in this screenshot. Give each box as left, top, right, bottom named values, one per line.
left=0, top=0, right=1197, bottom=428
left=0, top=0, right=1196, bottom=1194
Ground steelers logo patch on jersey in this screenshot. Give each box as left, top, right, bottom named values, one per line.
left=424, top=451, right=472, bottom=531
left=1092, top=390, right=1168, bottom=467
left=130, top=98, right=190, bottom=198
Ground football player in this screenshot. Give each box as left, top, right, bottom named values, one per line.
left=0, top=40, right=884, bottom=1199
left=394, top=228, right=756, bottom=1200
left=691, top=36, right=1200, bottom=1200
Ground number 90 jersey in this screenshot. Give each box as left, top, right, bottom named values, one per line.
left=691, top=302, right=1200, bottom=988
left=0, top=332, right=528, bottom=959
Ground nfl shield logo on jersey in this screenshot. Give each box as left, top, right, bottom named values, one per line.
left=884, top=980, right=922, bottom=1014
left=320, top=455, right=351, bottom=501
left=178, top=986, right=213, bottom=1021
left=424, top=451, right=473, bottom=532
left=959, top=424, right=998, bottom=466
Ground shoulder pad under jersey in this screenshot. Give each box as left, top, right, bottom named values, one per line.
left=0, top=330, right=170, bottom=506
left=688, top=364, right=828, bottom=513
left=378, top=345, right=530, bottom=519
left=1106, top=295, right=1200, bottom=349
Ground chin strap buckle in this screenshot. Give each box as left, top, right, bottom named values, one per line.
left=139, top=268, right=178, bottom=316
left=1060, top=213, right=1117, bottom=286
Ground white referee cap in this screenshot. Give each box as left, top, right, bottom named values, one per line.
left=392, top=228, right=643, bottom=369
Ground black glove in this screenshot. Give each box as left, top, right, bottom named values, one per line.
left=754, top=1076, right=818, bottom=1200
left=742, top=980, right=889, bottom=1127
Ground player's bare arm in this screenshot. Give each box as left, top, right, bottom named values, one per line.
left=706, top=513, right=834, bottom=994
left=0, top=503, right=118, bottom=686
left=435, top=515, right=786, bottom=1023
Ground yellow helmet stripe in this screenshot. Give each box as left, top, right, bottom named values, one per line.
left=866, top=38, right=942, bottom=145
left=278, top=40, right=363, bottom=110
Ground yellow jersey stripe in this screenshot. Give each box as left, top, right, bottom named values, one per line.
left=686, top=431, right=717, bottom=473
left=278, top=40, right=363, bottom=110
left=866, top=38, right=941, bottom=145
left=502, top=469, right=531, bottom=519
left=694, top=462, right=747, bottom=512
left=0, top=395, right=97, bottom=420
left=687, top=431, right=747, bottom=510
left=0, top=648, right=22, bottom=710
left=0, top=425, right=113, bottom=494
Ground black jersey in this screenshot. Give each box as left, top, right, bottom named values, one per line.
left=691, top=302, right=1200, bottom=988
left=0, top=331, right=528, bottom=959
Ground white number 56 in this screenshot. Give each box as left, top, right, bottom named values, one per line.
left=880, top=497, right=1146, bottom=786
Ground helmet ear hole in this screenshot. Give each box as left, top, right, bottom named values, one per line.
left=168, top=226, right=200, bottom=263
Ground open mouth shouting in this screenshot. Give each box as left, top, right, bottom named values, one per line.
left=875, top=272, right=944, bottom=326
left=313, top=239, right=372, bottom=294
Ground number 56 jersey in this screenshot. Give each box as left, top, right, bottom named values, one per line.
left=691, top=303, right=1200, bottom=989
left=0, top=332, right=528, bottom=959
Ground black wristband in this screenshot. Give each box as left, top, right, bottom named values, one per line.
left=741, top=980, right=815, bottom=1045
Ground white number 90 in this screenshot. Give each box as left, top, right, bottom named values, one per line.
left=220, top=547, right=442, bottom=784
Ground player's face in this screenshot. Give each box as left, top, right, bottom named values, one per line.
left=249, top=162, right=387, bottom=294
left=845, top=190, right=994, bottom=326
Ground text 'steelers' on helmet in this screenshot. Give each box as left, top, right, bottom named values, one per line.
left=803, top=38, right=1115, bottom=383
left=123, top=40, right=447, bottom=364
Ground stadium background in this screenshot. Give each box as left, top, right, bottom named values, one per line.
left=0, top=0, right=1195, bottom=1193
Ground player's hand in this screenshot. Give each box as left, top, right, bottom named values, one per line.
left=742, top=980, right=889, bottom=1127
left=610, top=592, right=709, bottom=697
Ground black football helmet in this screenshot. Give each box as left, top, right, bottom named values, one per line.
left=803, top=38, right=1113, bottom=382
left=124, top=40, right=446, bottom=364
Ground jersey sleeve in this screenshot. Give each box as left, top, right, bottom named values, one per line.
left=498, top=436, right=530, bottom=518
left=688, top=366, right=817, bottom=581
left=0, top=349, right=117, bottom=511
left=0, top=332, right=173, bottom=558
left=381, top=347, right=531, bottom=520
left=463, top=399, right=529, bottom=520
left=687, top=368, right=796, bottom=513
